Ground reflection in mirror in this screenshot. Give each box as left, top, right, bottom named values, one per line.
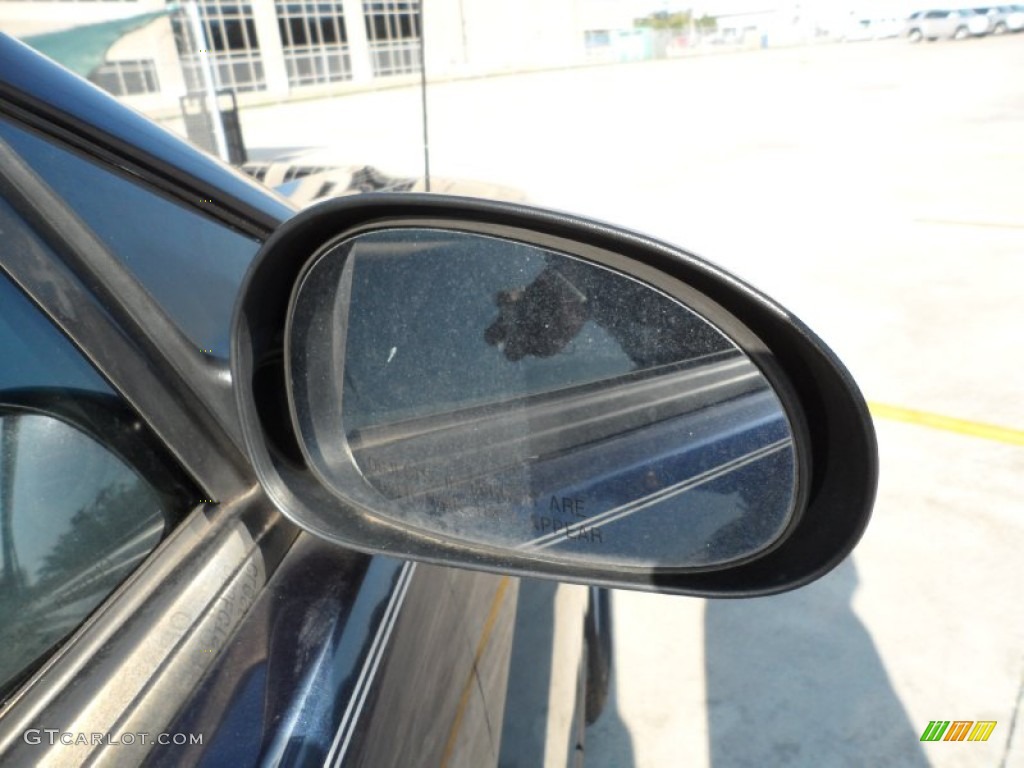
left=288, top=229, right=798, bottom=570
left=0, top=412, right=167, bottom=691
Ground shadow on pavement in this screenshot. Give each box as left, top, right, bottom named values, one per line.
left=498, top=579, right=561, bottom=768
left=499, top=580, right=638, bottom=768
left=583, top=659, right=637, bottom=767
left=704, top=557, right=929, bottom=767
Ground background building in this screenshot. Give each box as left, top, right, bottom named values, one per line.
left=1, top=0, right=912, bottom=129
left=1, top=0, right=654, bottom=115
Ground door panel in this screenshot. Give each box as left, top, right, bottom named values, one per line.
left=150, top=537, right=524, bottom=768
left=344, top=565, right=517, bottom=768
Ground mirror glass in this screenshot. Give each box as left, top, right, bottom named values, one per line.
left=287, top=228, right=799, bottom=570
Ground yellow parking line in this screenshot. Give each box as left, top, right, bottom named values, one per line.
left=869, top=403, right=1024, bottom=446
left=914, top=218, right=1024, bottom=230
left=440, top=576, right=512, bottom=768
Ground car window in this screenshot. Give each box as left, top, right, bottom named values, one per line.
left=0, top=118, right=261, bottom=359
left=0, top=230, right=195, bottom=698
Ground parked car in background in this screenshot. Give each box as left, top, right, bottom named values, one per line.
left=1009, top=5, right=1024, bottom=30
left=904, top=8, right=990, bottom=41
left=973, top=5, right=1012, bottom=32
left=977, top=4, right=1024, bottom=31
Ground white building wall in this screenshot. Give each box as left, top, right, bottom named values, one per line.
left=251, top=0, right=289, bottom=97
left=106, top=18, right=189, bottom=113
left=341, top=0, right=373, bottom=82
left=424, top=0, right=586, bottom=78
left=1, top=0, right=648, bottom=116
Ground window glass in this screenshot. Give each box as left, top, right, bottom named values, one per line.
left=171, top=1, right=267, bottom=92
left=89, top=59, right=161, bottom=96
left=363, top=0, right=421, bottom=76
left=0, top=119, right=261, bottom=358
left=0, top=280, right=109, bottom=396
left=0, top=412, right=166, bottom=695
left=0, top=236, right=192, bottom=698
left=276, top=0, right=353, bottom=86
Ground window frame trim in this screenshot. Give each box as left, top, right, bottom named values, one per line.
left=0, top=36, right=295, bottom=240
left=0, top=123, right=300, bottom=756
left=0, top=131, right=252, bottom=503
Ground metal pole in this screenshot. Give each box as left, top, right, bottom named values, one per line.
left=419, top=2, right=430, bottom=192
left=186, top=0, right=230, bottom=162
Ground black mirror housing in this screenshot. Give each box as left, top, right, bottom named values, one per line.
left=232, top=194, right=877, bottom=597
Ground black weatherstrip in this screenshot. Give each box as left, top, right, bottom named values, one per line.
left=0, top=137, right=253, bottom=501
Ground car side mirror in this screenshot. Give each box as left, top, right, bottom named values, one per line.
left=232, top=195, right=876, bottom=597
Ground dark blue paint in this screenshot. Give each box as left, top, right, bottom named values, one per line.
left=146, top=540, right=408, bottom=768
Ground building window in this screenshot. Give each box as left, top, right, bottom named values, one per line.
left=362, top=0, right=421, bottom=77
left=276, top=0, right=352, bottom=87
left=171, top=0, right=266, bottom=93
left=89, top=59, right=160, bottom=95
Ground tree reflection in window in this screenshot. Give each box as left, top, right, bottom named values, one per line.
left=0, top=413, right=167, bottom=695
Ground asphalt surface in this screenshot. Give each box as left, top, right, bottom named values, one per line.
left=236, top=35, right=1024, bottom=767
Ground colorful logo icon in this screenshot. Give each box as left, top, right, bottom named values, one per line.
left=920, top=721, right=997, bottom=742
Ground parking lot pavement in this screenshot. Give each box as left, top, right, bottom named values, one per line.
left=241, top=34, right=1024, bottom=767
left=588, top=419, right=1023, bottom=768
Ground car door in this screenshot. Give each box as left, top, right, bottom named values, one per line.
left=921, top=10, right=949, bottom=37
left=0, top=100, right=296, bottom=765
left=0, top=50, right=580, bottom=764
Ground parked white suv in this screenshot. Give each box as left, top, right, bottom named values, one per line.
left=904, top=8, right=990, bottom=41
left=971, top=6, right=1009, bottom=32
left=1000, top=4, right=1024, bottom=31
